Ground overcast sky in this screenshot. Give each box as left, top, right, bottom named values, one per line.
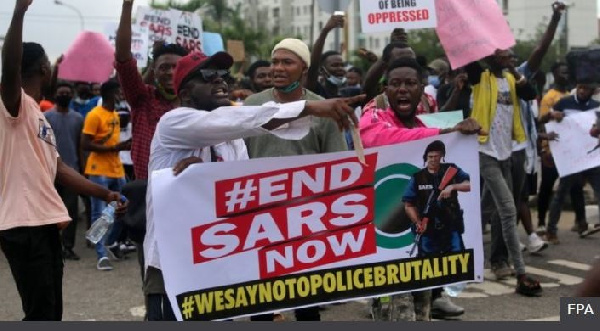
left=0, top=0, right=151, bottom=62
left=1, top=0, right=600, bottom=63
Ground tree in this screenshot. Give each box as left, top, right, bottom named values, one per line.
left=407, top=29, right=446, bottom=64
left=512, top=20, right=561, bottom=73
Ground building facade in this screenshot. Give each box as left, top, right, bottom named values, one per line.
left=229, top=0, right=598, bottom=64
left=498, top=0, right=598, bottom=48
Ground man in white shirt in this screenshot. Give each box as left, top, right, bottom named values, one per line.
left=143, top=50, right=363, bottom=320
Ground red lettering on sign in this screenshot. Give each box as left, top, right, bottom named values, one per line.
left=191, top=187, right=374, bottom=264
left=257, top=224, right=377, bottom=279
left=368, top=10, right=430, bottom=24
left=214, top=154, right=377, bottom=217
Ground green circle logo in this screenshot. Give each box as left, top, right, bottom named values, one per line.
left=374, top=163, right=420, bottom=249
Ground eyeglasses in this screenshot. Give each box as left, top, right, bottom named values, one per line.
left=198, top=69, right=230, bottom=82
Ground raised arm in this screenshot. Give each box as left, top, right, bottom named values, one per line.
left=1, top=0, right=32, bottom=117
left=116, top=0, right=134, bottom=63
left=526, top=2, right=565, bottom=73
left=305, top=14, right=344, bottom=92
left=363, top=60, right=386, bottom=102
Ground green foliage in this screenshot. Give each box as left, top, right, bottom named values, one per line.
left=407, top=29, right=446, bottom=63
left=150, top=0, right=274, bottom=61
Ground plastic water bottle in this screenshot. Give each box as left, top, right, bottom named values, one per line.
left=85, top=197, right=125, bottom=244
left=444, top=283, right=467, bottom=297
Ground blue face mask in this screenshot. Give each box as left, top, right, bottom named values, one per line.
left=327, top=75, right=347, bottom=87
left=428, top=75, right=441, bottom=89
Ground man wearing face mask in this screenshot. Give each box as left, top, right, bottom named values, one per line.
left=115, top=0, right=189, bottom=181
left=69, top=82, right=100, bottom=118
left=45, top=82, right=85, bottom=261
left=425, top=59, right=449, bottom=100
left=315, top=50, right=348, bottom=99
left=244, top=38, right=350, bottom=321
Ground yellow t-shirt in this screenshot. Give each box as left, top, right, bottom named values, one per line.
left=539, top=89, right=570, bottom=153
left=82, top=106, right=124, bottom=178
left=539, top=89, right=569, bottom=119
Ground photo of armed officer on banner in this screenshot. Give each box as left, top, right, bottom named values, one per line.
left=403, top=140, right=471, bottom=257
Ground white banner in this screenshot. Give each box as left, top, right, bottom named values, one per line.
left=103, top=23, right=150, bottom=68
left=173, top=9, right=204, bottom=53
left=135, top=7, right=204, bottom=55
left=359, top=0, right=437, bottom=34
left=152, top=133, right=483, bottom=321
left=135, top=7, right=177, bottom=45
left=546, top=110, right=600, bottom=177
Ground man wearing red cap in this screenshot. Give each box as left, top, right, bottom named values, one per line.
left=143, top=50, right=364, bottom=320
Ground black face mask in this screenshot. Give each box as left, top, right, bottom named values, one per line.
left=55, top=95, right=72, bottom=108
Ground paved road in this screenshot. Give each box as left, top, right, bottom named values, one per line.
left=0, top=210, right=598, bottom=321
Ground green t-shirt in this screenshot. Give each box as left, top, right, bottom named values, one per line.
left=244, top=88, right=348, bottom=158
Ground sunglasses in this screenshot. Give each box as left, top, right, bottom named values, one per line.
left=197, top=69, right=231, bottom=82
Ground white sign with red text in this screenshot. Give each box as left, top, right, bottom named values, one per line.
left=360, top=0, right=437, bottom=33
left=135, top=7, right=204, bottom=55
left=152, top=133, right=483, bottom=321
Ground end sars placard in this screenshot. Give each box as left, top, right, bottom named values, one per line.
left=360, top=0, right=437, bottom=33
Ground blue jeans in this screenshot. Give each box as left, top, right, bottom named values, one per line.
left=548, top=167, right=600, bottom=235
left=89, top=176, right=126, bottom=260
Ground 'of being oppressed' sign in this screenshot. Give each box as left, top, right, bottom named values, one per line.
left=360, top=0, right=437, bottom=33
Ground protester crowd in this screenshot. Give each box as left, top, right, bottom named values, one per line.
left=2, top=0, right=600, bottom=322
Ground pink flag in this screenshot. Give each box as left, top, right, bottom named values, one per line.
left=58, top=32, right=115, bottom=83
left=435, top=0, right=515, bottom=69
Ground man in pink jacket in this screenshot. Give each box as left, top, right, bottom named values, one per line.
left=359, top=57, right=481, bottom=320
left=360, top=58, right=479, bottom=149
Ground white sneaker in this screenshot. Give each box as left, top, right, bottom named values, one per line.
left=519, top=242, right=526, bottom=252
left=97, top=257, right=113, bottom=271
left=527, top=233, right=548, bottom=253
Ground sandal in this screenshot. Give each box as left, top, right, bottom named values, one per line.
left=516, top=274, right=542, bottom=297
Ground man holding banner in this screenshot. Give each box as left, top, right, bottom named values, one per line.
left=243, top=38, right=350, bottom=321
left=545, top=83, right=600, bottom=243
left=359, top=58, right=480, bottom=320
left=145, top=48, right=364, bottom=321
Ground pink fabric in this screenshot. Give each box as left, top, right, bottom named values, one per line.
left=58, top=32, right=115, bottom=83
left=416, top=94, right=439, bottom=115
left=0, top=91, right=70, bottom=231
left=435, top=0, right=515, bottom=69
left=359, top=98, right=441, bottom=148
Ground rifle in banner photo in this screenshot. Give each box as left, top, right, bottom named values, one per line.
left=409, top=166, right=458, bottom=256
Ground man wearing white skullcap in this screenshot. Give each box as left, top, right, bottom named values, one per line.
left=243, top=38, right=352, bottom=321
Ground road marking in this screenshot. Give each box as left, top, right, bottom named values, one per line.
left=525, top=266, right=584, bottom=286
left=548, top=260, right=592, bottom=271
left=526, top=315, right=560, bottom=321
left=456, top=291, right=488, bottom=298
left=130, top=305, right=146, bottom=318
left=467, top=281, right=514, bottom=296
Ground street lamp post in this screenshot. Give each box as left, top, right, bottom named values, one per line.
left=54, top=0, right=85, bottom=31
